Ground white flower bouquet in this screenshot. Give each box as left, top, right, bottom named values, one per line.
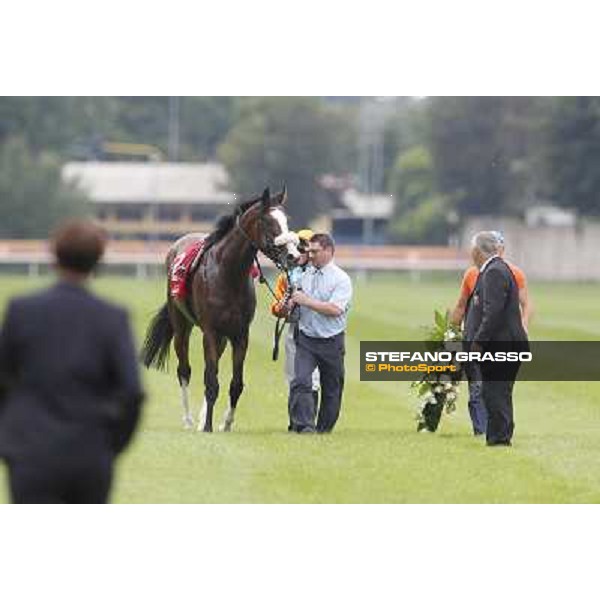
left=412, top=310, right=464, bottom=432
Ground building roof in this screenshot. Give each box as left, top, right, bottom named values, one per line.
left=333, top=189, right=395, bottom=219
left=525, top=205, right=577, bottom=227
left=62, top=161, right=235, bottom=205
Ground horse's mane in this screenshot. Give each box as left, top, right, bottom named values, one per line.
left=203, top=194, right=262, bottom=248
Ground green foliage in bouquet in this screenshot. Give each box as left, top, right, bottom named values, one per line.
left=412, top=310, right=464, bottom=432
left=423, top=309, right=462, bottom=347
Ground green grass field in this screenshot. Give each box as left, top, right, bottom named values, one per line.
left=1, top=272, right=599, bottom=503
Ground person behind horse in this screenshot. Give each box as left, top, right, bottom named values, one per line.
left=287, top=233, right=352, bottom=433
left=270, top=229, right=320, bottom=430
left=0, top=219, right=144, bottom=503
left=450, top=230, right=531, bottom=436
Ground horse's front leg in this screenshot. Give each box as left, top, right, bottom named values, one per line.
left=198, top=332, right=226, bottom=433
left=220, top=333, right=249, bottom=432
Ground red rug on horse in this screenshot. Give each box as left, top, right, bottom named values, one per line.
left=169, top=239, right=260, bottom=302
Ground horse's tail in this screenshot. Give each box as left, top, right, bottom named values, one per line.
left=141, top=303, right=173, bottom=371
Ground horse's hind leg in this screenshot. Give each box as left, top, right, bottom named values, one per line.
left=168, top=301, right=195, bottom=429
left=220, top=333, right=249, bottom=432
left=198, top=331, right=226, bottom=433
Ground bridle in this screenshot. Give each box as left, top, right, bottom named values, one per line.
left=234, top=207, right=290, bottom=272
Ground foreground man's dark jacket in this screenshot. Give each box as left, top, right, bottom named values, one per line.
left=0, top=281, right=144, bottom=502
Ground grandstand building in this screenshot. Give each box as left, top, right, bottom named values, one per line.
left=329, top=189, right=394, bottom=245
left=62, top=162, right=234, bottom=240
left=318, top=174, right=394, bottom=244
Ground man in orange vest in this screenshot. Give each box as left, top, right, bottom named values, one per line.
left=450, top=231, right=531, bottom=436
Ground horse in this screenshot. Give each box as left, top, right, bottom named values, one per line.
left=141, top=187, right=299, bottom=432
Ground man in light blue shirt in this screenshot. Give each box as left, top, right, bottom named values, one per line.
left=287, top=233, right=352, bottom=433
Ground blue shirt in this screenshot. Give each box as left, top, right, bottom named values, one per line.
left=289, top=265, right=304, bottom=288
left=298, top=261, right=352, bottom=338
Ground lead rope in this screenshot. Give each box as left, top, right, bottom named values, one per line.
left=251, top=253, right=292, bottom=362
left=272, top=269, right=295, bottom=361
left=253, top=253, right=281, bottom=301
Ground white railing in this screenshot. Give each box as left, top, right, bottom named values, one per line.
left=0, top=240, right=468, bottom=276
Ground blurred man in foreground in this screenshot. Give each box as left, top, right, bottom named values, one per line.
left=0, top=220, right=144, bottom=503
left=451, top=231, right=530, bottom=436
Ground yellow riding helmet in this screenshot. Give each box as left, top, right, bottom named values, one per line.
left=297, top=229, right=314, bottom=242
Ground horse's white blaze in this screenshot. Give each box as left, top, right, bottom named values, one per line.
left=271, top=208, right=300, bottom=258
left=197, top=398, right=208, bottom=432
left=181, top=382, right=193, bottom=429
left=219, top=407, right=236, bottom=432
left=270, top=207, right=290, bottom=236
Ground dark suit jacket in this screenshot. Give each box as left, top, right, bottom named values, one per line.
left=464, top=257, right=529, bottom=347
left=0, top=281, right=144, bottom=464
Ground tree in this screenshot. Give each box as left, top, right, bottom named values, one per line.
left=179, top=97, right=240, bottom=160
left=109, top=97, right=169, bottom=155
left=387, top=145, right=451, bottom=244
left=0, top=137, right=89, bottom=238
left=0, top=97, right=240, bottom=162
left=106, top=97, right=240, bottom=161
left=218, top=97, right=356, bottom=226
left=381, top=98, right=429, bottom=190
left=427, top=97, right=512, bottom=216
left=426, top=97, right=547, bottom=218
left=544, top=97, right=600, bottom=215
left=0, top=97, right=119, bottom=156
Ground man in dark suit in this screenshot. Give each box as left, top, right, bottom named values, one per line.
left=0, top=220, right=144, bottom=503
left=464, top=231, right=529, bottom=447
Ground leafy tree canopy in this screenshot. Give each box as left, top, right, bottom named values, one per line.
left=544, top=97, right=600, bottom=215
left=0, top=137, right=88, bottom=238
left=218, top=97, right=356, bottom=227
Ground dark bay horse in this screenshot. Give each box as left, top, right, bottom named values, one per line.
left=141, top=187, right=299, bottom=432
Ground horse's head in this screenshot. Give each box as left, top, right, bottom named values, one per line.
left=239, top=186, right=300, bottom=269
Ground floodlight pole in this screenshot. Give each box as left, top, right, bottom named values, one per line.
left=168, top=96, right=180, bottom=162
left=359, top=99, right=373, bottom=246
left=359, top=97, right=388, bottom=246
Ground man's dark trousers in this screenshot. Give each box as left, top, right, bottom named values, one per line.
left=465, top=361, right=487, bottom=435
left=290, top=331, right=345, bottom=433
left=480, top=361, right=521, bottom=445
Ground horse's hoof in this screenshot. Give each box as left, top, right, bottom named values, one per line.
left=219, top=421, right=233, bottom=432
left=183, top=417, right=194, bottom=430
